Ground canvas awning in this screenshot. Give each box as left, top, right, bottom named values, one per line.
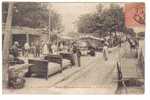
left=58, top=35, right=73, bottom=40
left=79, top=35, right=104, bottom=41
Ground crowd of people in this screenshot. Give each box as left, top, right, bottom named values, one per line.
left=10, top=40, right=81, bottom=59
left=9, top=35, right=133, bottom=64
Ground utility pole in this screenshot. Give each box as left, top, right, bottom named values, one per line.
left=47, top=4, right=52, bottom=42
left=49, top=10, right=51, bottom=41
left=3, top=3, right=14, bottom=88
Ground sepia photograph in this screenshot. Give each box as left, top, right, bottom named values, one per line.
left=2, top=2, right=145, bottom=94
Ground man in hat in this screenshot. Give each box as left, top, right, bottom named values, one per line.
left=11, top=41, right=19, bottom=58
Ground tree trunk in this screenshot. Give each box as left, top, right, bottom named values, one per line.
left=109, top=32, right=112, bottom=47
left=3, top=3, right=14, bottom=89
left=109, top=32, right=111, bottom=39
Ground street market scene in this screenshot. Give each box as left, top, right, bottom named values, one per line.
left=2, top=2, right=145, bottom=94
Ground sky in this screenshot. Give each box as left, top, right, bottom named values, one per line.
left=51, top=3, right=124, bottom=34
left=51, top=3, right=98, bottom=33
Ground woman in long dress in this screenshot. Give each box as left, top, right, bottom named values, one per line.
left=24, top=42, right=30, bottom=57
left=42, top=42, right=49, bottom=55
left=103, top=42, right=109, bottom=61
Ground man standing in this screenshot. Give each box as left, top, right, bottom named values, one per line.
left=35, top=41, right=40, bottom=57
left=11, top=41, right=19, bottom=58
left=72, top=42, right=81, bottom=67
left=30, top=42, right=36, bottom=57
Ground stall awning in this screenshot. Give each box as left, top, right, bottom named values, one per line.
left=58, top=35, right=73, bottom=40
left=79, top=35, right=104, bottom=41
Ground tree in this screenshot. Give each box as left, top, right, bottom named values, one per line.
left=103, top=4, right=125, bottom=38
left=77, top=14, right=94, bottom=33
left=2, top=2, right=63, bottom=33
left=76, top=3, right=126, bottom=38
left=109, top=4, right=125, bottom=32
left=3, top=3, right=14, bottom=88
left=96, top=4, right=103, bottom=14
left=49, top=9, right=64, bottom=33
left=3, top=2, right=49, bottom=28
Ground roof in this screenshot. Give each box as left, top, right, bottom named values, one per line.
left=2, top=25, right=45, bottom=36
left=79, top=35, right=104, bottom=41
left=57, top=34, right=74, bottom=40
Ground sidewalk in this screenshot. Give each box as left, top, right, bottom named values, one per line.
left=116, top=41, right=144, bottom=94
left=3, top=54, right=99, bottom=94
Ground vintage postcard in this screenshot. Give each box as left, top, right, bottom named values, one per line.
left=2, top=2, right=145, bottom=94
